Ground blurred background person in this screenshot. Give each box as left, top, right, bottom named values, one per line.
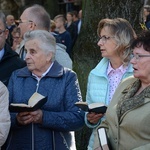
left=50, top=20, right=73, bottom=69
left=6, top=14, right=16, bottom=46
left=94, top=30, right=150, bottom=150
left=6, top=30, right=84, bottom=150
left=85, top=18, right=136, bottom=150
left=65, top=12, right=78, bottom=49
left=143, top=5, right=150, bottom=30
left=11, top=27, right=22, bottom=51
left=54, top=14, right=72, bottom=57
left=0, top=12, right=26, bottom=86
left=77, top=9, right=82, bottom=34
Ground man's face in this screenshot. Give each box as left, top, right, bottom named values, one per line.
left=6, top=16, right=14, bottom=26
left=0, top=20, right=8, bottom=50
left=18, top=10, right=32, bottom=38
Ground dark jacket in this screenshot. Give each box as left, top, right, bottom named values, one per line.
left=6, top=61, right=84, bottom=150
left=0, top=44, right=26, bottom=86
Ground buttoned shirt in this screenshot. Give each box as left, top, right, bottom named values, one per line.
left=107, top=62, right=127, bottom=104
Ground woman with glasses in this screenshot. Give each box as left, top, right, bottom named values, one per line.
left=85, top=18, right=136, bottom=150
left=94, top=30, right=150, bottom=150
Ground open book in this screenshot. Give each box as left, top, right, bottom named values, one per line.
left=9, top=92, right=47, bottom=112
left=75, top=101, right=107, bottom=114
left=97, top=127, right=110, bottom=150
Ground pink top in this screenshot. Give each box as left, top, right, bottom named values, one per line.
left=107, top=62, right=127, bottom=104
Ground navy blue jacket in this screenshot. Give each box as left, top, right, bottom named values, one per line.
left=6, top=61, right=84, bottom=150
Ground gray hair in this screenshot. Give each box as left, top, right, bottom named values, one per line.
left=0, top=12, right=7, bottom=29
left=25, top=4, right=50, bottom=31
left=97, top=18, right=136, bottom=66
left=24, top=30, right=56, bottom=61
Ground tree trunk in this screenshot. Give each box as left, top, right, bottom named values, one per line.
left=74, top=0, right=144, bottom=150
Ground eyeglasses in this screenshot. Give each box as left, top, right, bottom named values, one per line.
left=131, top=54, right=150, bottom=60
left=13, top=36, right=21, bottom=40
left=98, top=35, right=114, bottom=43
left=0, top=29, right=5, bottom=36
left=16, top=19, right=35, bottom=25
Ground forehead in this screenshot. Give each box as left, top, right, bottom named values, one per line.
left=133, top=45, right=148, bottom=53
left=100, top=26, right=112, bottom=35
left=25, top=39, right=39, bottom=47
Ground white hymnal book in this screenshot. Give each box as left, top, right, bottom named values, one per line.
left=97, top=128, right=110, bottom=150
left=75, top=101, right=107, bottom=114
left=9, top=92, right=47, bottom=112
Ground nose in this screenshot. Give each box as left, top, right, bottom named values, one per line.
left=97, top=39, right=103, bottom=47
left=25, top=52, right=30, bottom=60
left=130, top=56, right=136, bottom=64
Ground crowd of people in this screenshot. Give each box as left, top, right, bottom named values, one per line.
left=0, top=3, right=150, bottom=150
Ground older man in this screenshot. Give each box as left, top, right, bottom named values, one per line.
left=6, top=30, right=84, bottom=150
left=16, top=4, right=72, bottom=69
left=0, top=12, right=26, bottom=86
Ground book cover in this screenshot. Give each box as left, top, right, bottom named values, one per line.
left=9, top=92, right=47, bottom=112
left=75, top=101, right=107, bottom=114
left=97, top=127, right=110, bottom=150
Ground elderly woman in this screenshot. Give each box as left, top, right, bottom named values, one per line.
left=95, top=30, right=150, bottom=150
left=85, top=18, right=136, bottom=150
left=6, top=30, right=84, bottom=150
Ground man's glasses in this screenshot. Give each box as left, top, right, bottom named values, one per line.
left=15, top=19, right=35, bottom=26
left=98, top=35, right=114, bottom=43
left=131, top=54, right=150, bottom=60
left=0, top=29, right=5, bottom=36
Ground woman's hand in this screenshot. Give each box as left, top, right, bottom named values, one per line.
left=16, top=109, right=43, bottom=125
left=17, top=112, right=33, bottom=125
left=87, top=112, right=104, bottom=124
left=29, top=109, right=43, bottom=124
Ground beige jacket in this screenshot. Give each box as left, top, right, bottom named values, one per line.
left=94, top=76, right=150, bottom=150
left=0, top=81, right=10, bottom=148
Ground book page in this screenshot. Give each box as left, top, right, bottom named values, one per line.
left=28, top=92, right=45, bottom=107
left=10, top=103, right=29, bottom=107
left=89, top=102, right=105, bottom=109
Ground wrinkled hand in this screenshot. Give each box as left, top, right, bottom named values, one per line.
left=17, top=112, right=34, bottom=125
left=87, top=112, right=104, bottom=124
left=29, top=109, right=43, bottom=124
left=16, top=109, right=43, bottom=125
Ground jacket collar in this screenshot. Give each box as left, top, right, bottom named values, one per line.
left=91, top=58, right=133, bottom=77
left=17, top=61, right=64, bottom=78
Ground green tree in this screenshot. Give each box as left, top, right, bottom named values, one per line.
left=73, top=0, right=144, bottom=150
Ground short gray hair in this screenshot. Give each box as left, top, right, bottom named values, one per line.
left=25, top=4, right=50, bottom=31
left=24, top=30, right=56, bottom=61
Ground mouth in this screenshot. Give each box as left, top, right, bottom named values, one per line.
left=133, top=67, right=138, bottom=71
left=100, top=49, right=105, bottom=52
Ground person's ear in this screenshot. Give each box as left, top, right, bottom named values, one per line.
left=29, top=22, right=36, bottom=30
left=46, top=52, right=53, bottom=62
